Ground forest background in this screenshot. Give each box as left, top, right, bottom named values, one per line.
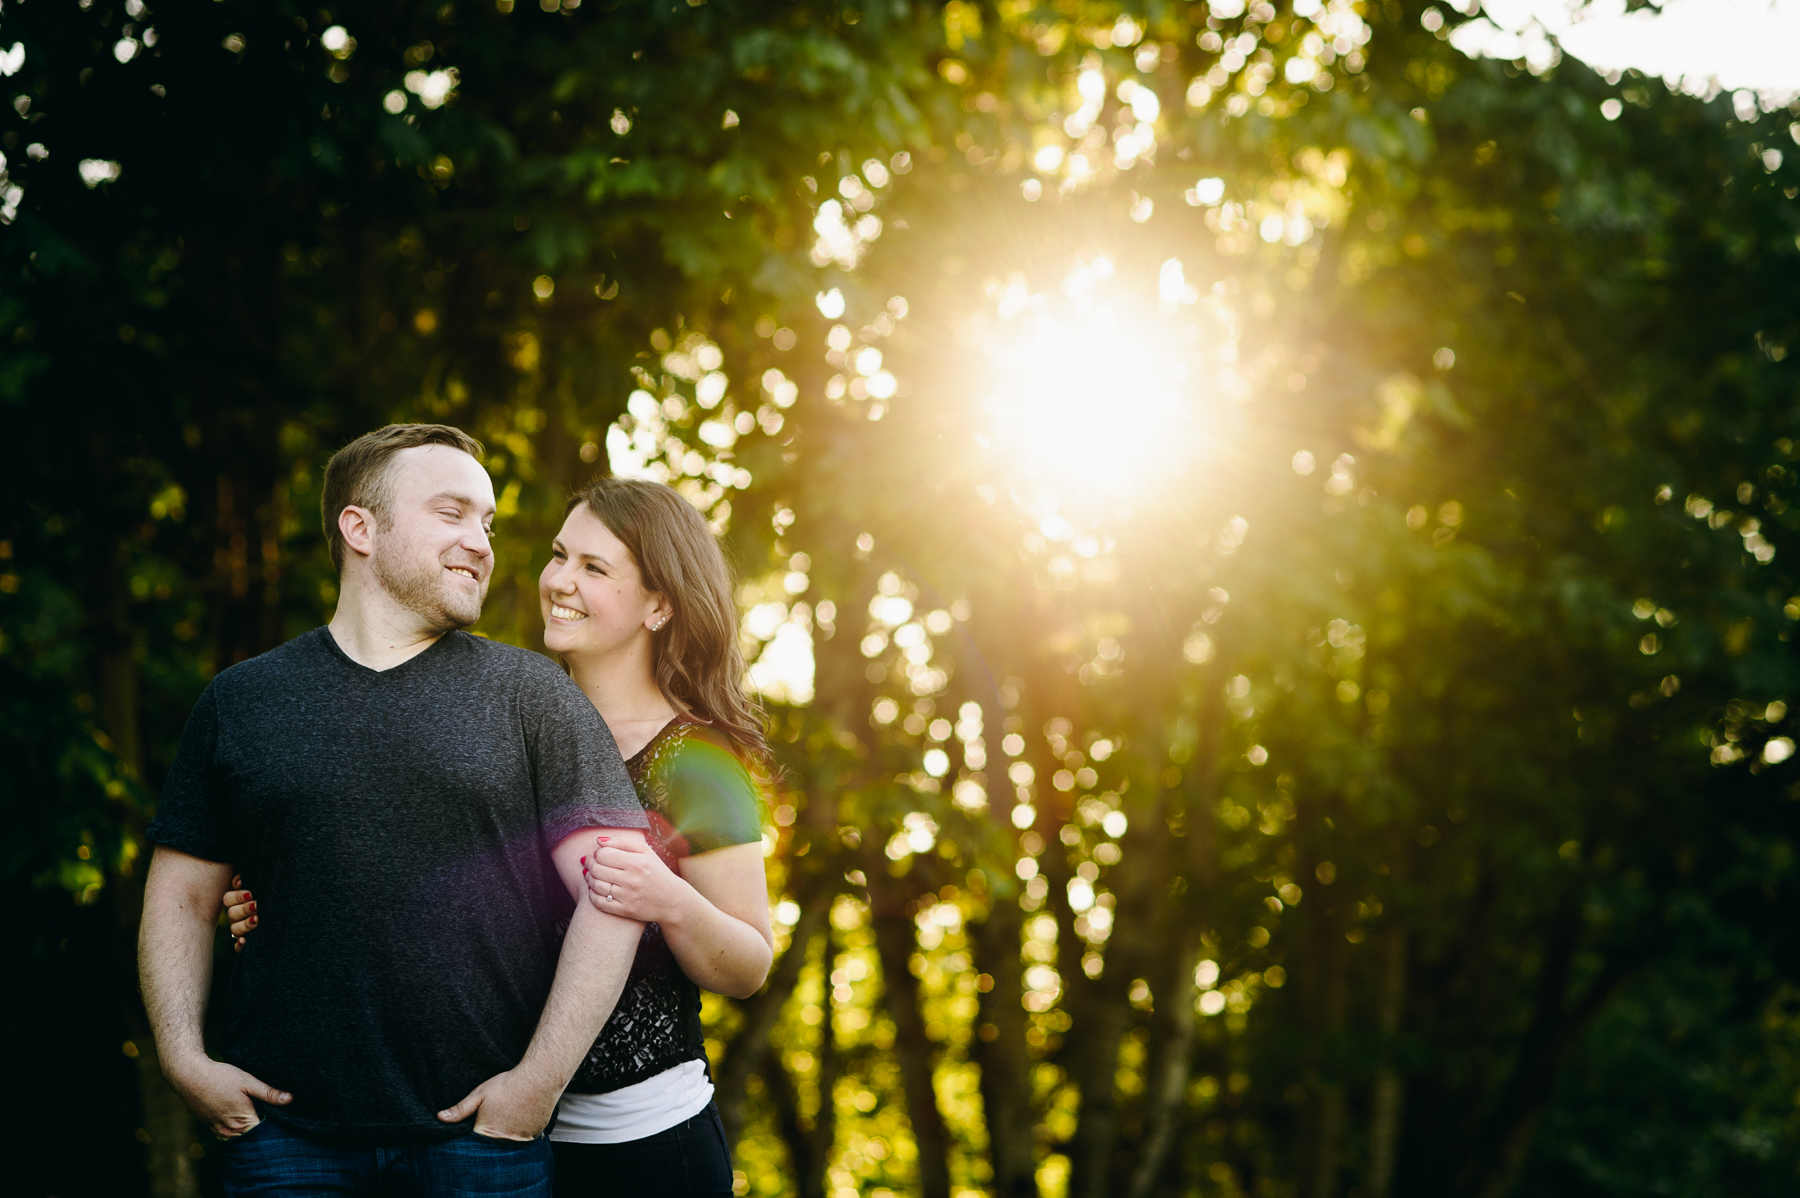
left=5, top=1, right=1800, bottom=1196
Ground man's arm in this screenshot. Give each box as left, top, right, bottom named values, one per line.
left=139, top=845, right=292, bottom=1137
left=436, top=826, right=646, bottom=1139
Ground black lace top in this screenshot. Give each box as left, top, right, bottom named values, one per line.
left=563, top=718, right=763, bottom=1094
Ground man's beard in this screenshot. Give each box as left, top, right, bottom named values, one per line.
left=373, top=541, right=486, bottom=632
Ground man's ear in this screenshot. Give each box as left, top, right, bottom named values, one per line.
left=339, top=505, right=377, bottom=561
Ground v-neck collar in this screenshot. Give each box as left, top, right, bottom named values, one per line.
left=626, top=714, right=699, bottom=778
left=318, top=625, right=459, bottom=679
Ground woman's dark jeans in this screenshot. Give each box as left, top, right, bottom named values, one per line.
left=550, top=1103, right=733, bottom=1197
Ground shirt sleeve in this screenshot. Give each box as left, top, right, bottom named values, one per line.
left=145, top=684, right=232, bottom=862
left=521, top=659, right=648, bottom=845
left=658, top=730, right=765, bottom=857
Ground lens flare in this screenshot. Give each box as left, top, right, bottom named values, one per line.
left=971, top=260, right=1233, bottom=509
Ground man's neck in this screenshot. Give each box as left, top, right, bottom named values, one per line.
left=328, top=575, right=449, bottom=672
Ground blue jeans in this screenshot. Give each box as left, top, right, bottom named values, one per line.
left=219, top=1116, right=553, bottom=1197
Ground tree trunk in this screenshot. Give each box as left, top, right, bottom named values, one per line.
left=1310, top=1082, right=1347, bottom=1198
left=809, top=1010, right=841, bottom=1198
left=256, top=479, right=286, bottom=653
left=1125, top=925, right=1200, bottom=1198
left=1457, top=855, right=1502, bottom=1145
left=765, top=1018, right=837, bottom=1198
left=1453, top=913, right=1647, bottom=1198
left=973, top=897, right=1039, bottom=1198
left=1064, top=960, right=1133, bottom=1198
left=1128, top=658, right=1225, bottom=1198
left=1302, top=905, right=1349, bottom=1198
left=967, top=677, right=1052, bottom=1198
left=1068, top=818, right=1168, bottom=1198
left=1307, top=1065, right=1348, bottom=1196
left=715, top=892, right=830, bottom=1150
left=136, top=1036, right=199, bottom=1198
left=100, top=648, right=143, bottom=779
left=871, top=907, right=953, bottom=1198
left=104, top=637, right=200, bottom=1198
left=1368, top=925, right=1408, bottom=1198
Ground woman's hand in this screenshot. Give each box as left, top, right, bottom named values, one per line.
left=223, top=874, right=257, bottom=953
left=582, top=835, right=695, bottom=926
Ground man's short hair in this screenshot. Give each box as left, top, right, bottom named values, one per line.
left=321, top=424, right=485, bottom=573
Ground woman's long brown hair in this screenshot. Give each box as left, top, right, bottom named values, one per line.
left=566, top=476, right=770, bottom=766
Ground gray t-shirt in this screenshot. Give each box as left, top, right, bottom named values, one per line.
left=147, top=627, right=645, bottom=1145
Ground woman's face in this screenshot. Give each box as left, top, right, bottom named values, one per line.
left=539, top=504, right=670, bottom=659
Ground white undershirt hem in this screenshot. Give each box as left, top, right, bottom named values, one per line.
left=550, top=1059, right=714, bottom=1145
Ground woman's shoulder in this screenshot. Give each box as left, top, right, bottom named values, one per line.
left=632, top=715, right=720, bottom=775
left=667, top=719, right=740, bottom=756
left=654, top=720, right=757, bottom=787
left=641, top=718, right=764, bottom=851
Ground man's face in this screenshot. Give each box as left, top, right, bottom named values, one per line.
left=368, top=446, right=496, bottom=631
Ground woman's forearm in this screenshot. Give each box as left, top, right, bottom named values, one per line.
left=582, top=836, right=775, bottom=998
left=658, top=881, right=774, bottom=999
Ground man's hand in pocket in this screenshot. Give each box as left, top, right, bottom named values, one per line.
left=437, top=1068, right=558, bottom=1142
left=167, top=1054, right=292, bottom=1139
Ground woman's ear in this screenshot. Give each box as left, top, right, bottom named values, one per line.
left=647, top=596, right=674, bottom=632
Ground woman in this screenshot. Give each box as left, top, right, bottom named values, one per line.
left=226, top=475, right=775, bottom=1196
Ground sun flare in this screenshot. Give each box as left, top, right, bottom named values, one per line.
left=972, top=258, right=1234, bottom=511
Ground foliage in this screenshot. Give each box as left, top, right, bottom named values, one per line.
left=4, top=1, right=1799, bottom=1197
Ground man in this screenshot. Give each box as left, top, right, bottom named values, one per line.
left=139, top=424, right=645, bottom=1196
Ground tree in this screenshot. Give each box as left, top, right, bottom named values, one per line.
left=6, top=1, right=1799, bottom=1196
